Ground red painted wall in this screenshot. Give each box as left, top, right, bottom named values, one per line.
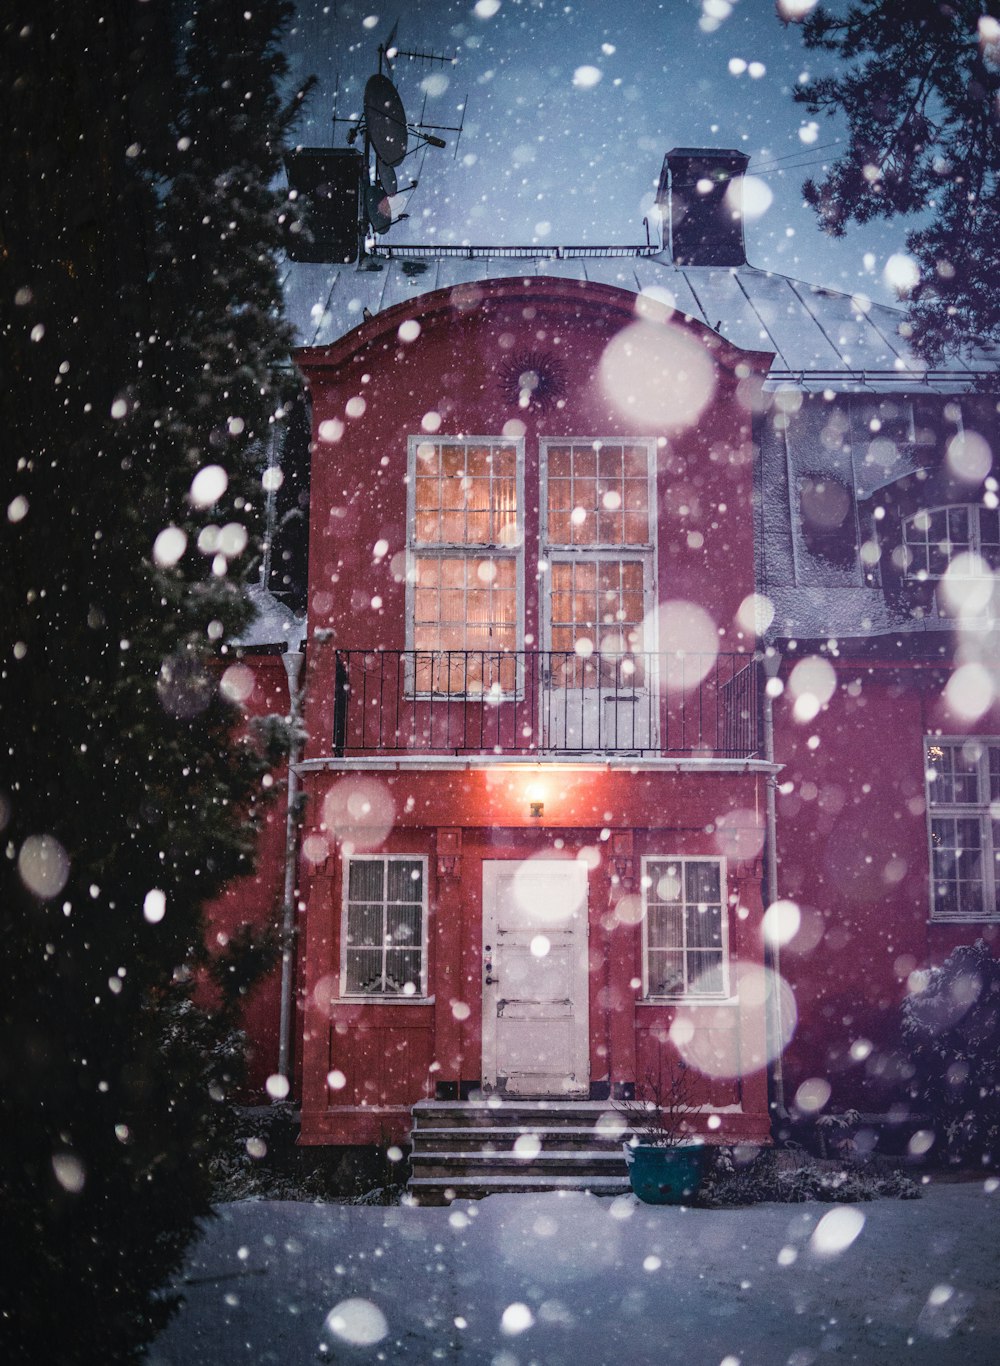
left=773, top=654, right=1000, bottom=1116
left=285, top=277, right=779, bottom=1144
left=296, top=278, right=772, bottom=761
left=296, top=765, right=771, bottom=1146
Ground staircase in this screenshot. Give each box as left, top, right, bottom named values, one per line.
left=406, top=1098, right=635, bottom=1205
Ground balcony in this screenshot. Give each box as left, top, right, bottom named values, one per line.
left=332, top=650, right=760, bottom=760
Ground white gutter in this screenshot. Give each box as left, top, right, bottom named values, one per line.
left=277, top=649, right=305, bottom=1089
left=762, top=647, right=786, bottom=1119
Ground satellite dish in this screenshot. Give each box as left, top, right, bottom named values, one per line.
left=376, top=156, right=398, bottom=197
left=364, top=73, right=407, bottom=166
left=364, top=182, right=394, bottom=235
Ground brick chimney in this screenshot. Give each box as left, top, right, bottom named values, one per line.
left=656, top=148, right=749, bottom=267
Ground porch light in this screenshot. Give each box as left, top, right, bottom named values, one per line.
left=529, top=800, right=544, bottom=818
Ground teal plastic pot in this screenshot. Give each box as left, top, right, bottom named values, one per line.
left=623, top=1142, right=709, bottom=1204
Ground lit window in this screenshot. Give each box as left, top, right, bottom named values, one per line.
left=408, top=438, right=523, bottom=694
left=642, top=856, right=728, bottom=998
left=925, top=739, right=1000, bottom=921
left=342, top=856, right=428, bottom=996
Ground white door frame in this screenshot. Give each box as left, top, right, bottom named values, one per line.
left=482, top=859, right=590, bottom=1097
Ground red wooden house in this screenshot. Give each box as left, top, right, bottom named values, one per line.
left=217, top=147, right=999, bottom=1186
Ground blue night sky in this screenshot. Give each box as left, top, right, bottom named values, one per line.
left=286, top=0, right=910, bottom=306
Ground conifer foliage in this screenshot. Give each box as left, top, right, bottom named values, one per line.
left=788, top=2, right=1000, bottom=361
left=0, top=2, right=304, bottom=1359
left=902, top=940, right=1000, bottom=1167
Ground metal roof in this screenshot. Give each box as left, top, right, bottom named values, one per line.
left=282, top=246, right=995, bottom=392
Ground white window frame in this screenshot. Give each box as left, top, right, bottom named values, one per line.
left=640, top=854, right=730, bottom=1001
left=902, top=505, right=1000, bottom=581
left=339, top=853, right=431, bottom=999
left=925, top=737, right=1000, bottom=922
left=405, top=435, right=525, bottom=698
left=539, top=436, right=659, bottom=660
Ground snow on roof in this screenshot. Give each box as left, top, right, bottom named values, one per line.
left=282, top=247, right=994, bottom=392
left=234, top=583, right=305, bottom=652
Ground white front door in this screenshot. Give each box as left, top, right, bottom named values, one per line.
left=482, top=860, right=590, bottom=1097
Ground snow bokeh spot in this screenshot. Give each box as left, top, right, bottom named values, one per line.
left=189, top=465, right=228, bottom=508
left=641, top=601, right=719, bottom=688
left=573, top=65, right=602, bottom=89
left=794, top=1077, right=831, bottom=1113
left=143, top=889, right=166, bottom=924
left=883, top=253, right=919, bottom=296
left=318, top=418, right=344, bottom=443
left=324, top=1298, right=388, bottom=1346
left=52, top=1153, right=86, bottom=1194
left=500, top=1302, right=534, bottom=1335
left=946, top=431, right=992, bottom=484
left=725, top=173, right=772, bottom=219
left=599, top=321, right=715, bottom=430
left=945, top=663, right=994, bottom=721
left=787, top=655, right=836, bottom=723
left=265, top=1073, right=290, bottom=1100
left=762, top=898, right=801, bottom=948
left=322, top=777, right=396, bottom=853
left=18, top=834, right=70, bottom=899
left=220, top=663, right=255, bottom=704
left=810, top=1206, right=865, bottom=1256
left=153, top=526, right=187, bottom=568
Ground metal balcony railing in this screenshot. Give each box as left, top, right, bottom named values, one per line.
left=332, top=650, right=760, bottom=759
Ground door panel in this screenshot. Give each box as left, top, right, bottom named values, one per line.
left=482, top=860, right=589, bottom=1097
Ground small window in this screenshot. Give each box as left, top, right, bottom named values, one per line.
left=642, top=856, right=728, bottom=998
left=341, top=856, right=428, bottom=996
left=902, top=505, right=1000, bottom=580
left=798, top=473, right=856, bottom=568
left=925, top=739, right=1000, bottom=921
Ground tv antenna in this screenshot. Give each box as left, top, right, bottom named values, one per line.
left=286, top=24, right=465, bottom=262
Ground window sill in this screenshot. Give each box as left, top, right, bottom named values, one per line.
left=335, top=995, right=436, bottom=1006
left=928, top=918, right=1000, bottom=926
left=637, top=996, right=738, bottom=1008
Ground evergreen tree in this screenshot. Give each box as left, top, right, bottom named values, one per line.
left=787, top=1, right=1000, bottom=361
left=0, top=2, right=306, bottom=1359
left=902, top=941, right=1000, bottom=1166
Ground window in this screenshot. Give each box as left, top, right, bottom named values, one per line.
left=797, top=473, right=857, bottom=569
left=341, top=856, right=428, bottom=996
left=542, top=439, right=655, bottom=689
left=902, top=506, right=1000, bottom=580
left=642, top=856, right=728, bottom=998
left=926, top=740, right=1000, bottom=921
left=408, top=437, right=523, bottom=694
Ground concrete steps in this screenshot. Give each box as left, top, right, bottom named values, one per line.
left=407, top=1099, right=635, bottom=1205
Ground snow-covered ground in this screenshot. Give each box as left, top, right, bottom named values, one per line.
left=148, top=1181, right=1000, bottom=1365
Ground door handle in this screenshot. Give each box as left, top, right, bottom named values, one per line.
left=485, top=975, right=499, bottom=985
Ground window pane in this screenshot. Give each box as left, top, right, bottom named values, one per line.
left=384, top=949, right=422, bottom=993
left=386, top=859, right=422, bottom=901
left=648, top=904, right=683, bottom=949
left=346, top=948, right=384, bottom=995
left=687, top=952, right=725, bottom=995
left=386, top=903, right=422, bottom=946
left=346, top=902, right=384, bottom=945
left=686, top=861, right=721, bottom=903
left=648, top=950, right=684, bottom=996
left=348, top=860, right=383, bottom=902
left=685, top=903, right=722, bottom=949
